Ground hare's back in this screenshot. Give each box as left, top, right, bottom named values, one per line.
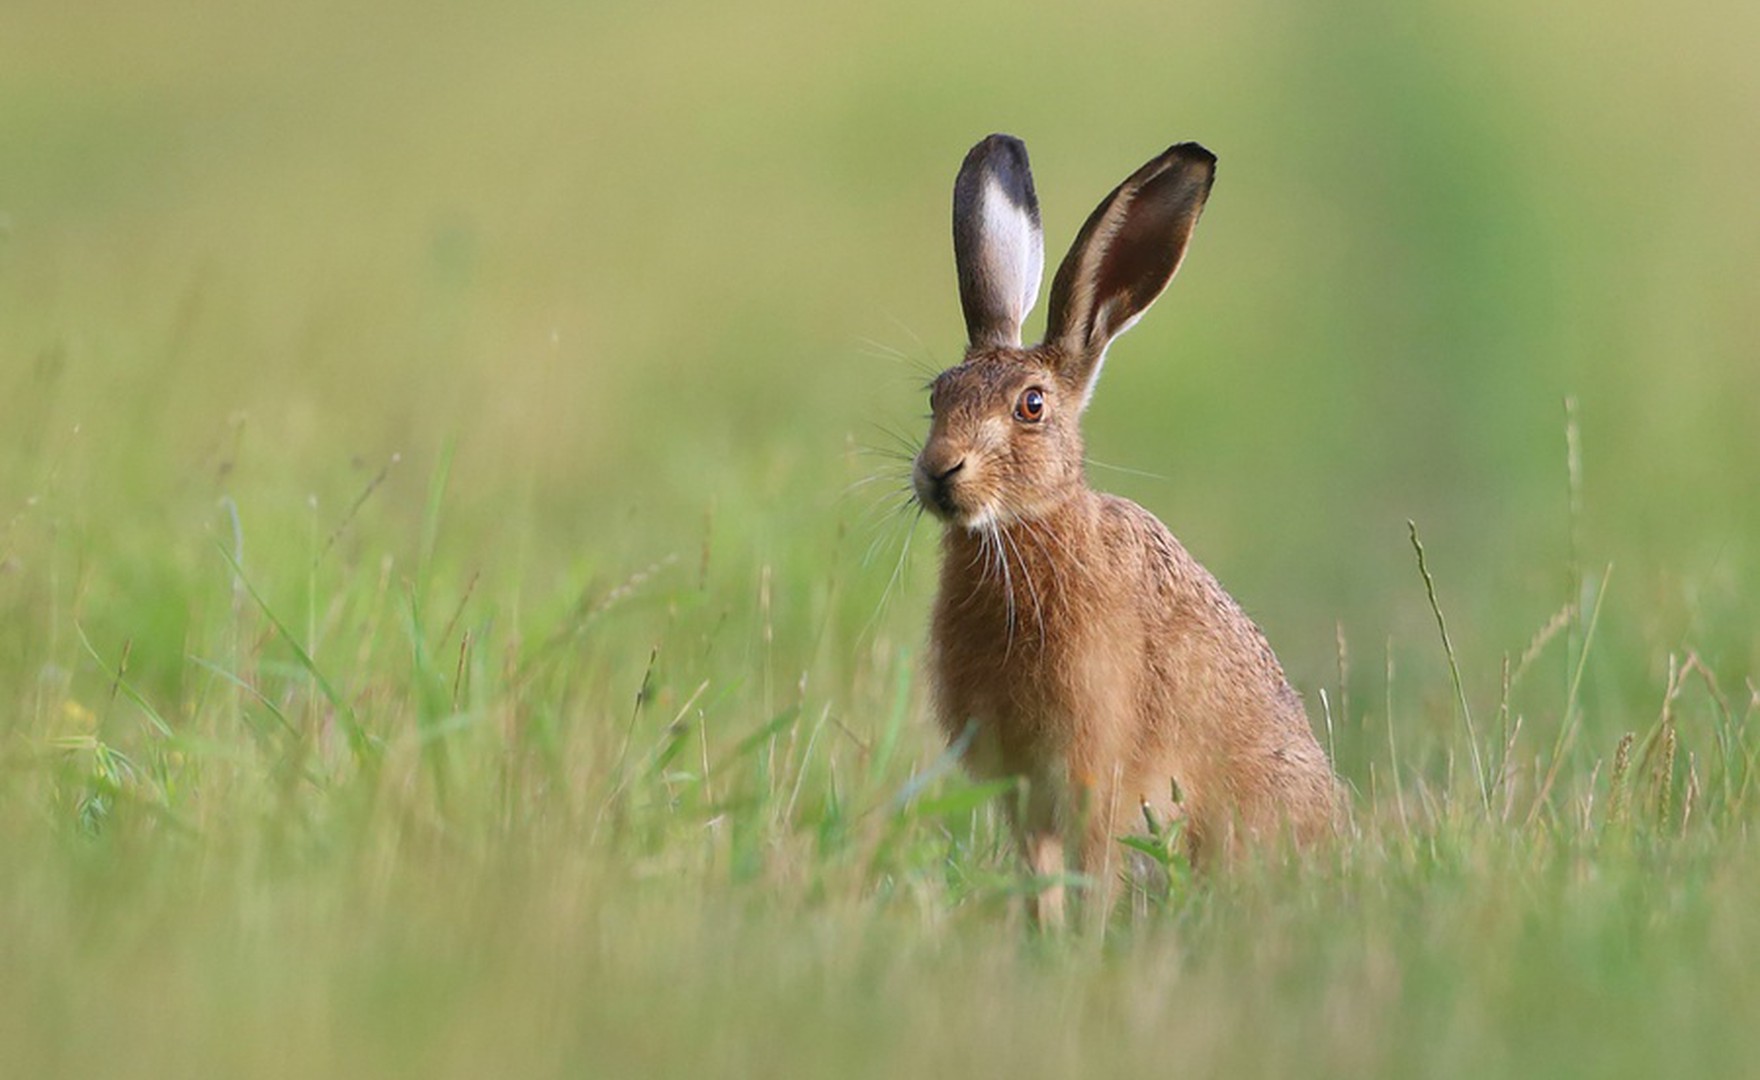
left=1094, top=494, right=1307, bottom=720
left=1100, top=495, right=1336, bottom=824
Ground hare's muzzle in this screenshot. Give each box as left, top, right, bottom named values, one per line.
left=912, top=454, right=967, bottom=522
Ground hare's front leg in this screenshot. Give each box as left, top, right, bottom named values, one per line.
left=1023, top=829, right=1067, bottom=929
left=1073, top=765, right=1131, bottom=924
left=1065, top=681, right=1136, bottom=923
left=1010, top=778, right=1068, bottom=929
left=1016, top=770, right=1125, bottom=929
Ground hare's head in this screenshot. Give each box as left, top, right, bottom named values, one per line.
left=913, top=135, right=1215, bottom=530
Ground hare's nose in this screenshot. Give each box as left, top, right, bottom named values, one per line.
left=931, top=459, right=966, bottom=484
left=913, top=454, right=968, bottom=517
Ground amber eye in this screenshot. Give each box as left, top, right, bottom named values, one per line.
left=1014, top=387, right=1046, bottom=423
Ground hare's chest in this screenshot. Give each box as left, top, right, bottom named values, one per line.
left=929, top=579, right=1133, bottom=771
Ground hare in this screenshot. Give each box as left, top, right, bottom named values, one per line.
left=913, top=134, right=1338, bottom=925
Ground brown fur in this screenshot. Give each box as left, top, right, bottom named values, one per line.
left=916, top=137, right=1339, bottom=926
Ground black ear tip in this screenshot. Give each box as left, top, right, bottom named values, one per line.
left=957, top=133, right=1039, bottom=220
left=976, top=132, right=1026, bottom=151
left=1166, top=142, right=1217, bottom=170
left=1139, top=142, right=1215, bottom=195
left=966, top=133, right=1032, bottom=172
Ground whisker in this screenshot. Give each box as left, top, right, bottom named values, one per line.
left=1084, top=456, right=1169, bottom=483
left=859, top=499, right=911, bottom=567
left=858, top=503, right=926, bottom=645
left=846, top=480, right=904, bottom=523
left=990, top=521, right=1017, bottom=658
left=840, top=469, right=911, bottom=498
left=856, top=337, right=939, bottom=382
left=869, top=423, right=923, bottom=456
left=856, top=336, right=912, bottom=363
left=878, top=314, right=943, bottom=380
left=965, top=525, right=991, bottom=581
left=999, top=521, right=1046, bottom=646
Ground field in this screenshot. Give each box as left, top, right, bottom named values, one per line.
left=3, top=1, right=1758, bottom=1076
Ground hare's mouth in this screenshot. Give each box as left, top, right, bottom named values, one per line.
left=917, top=487, right=1005, bottom=533
left=915, top=481, right=968, bottom=524
left=912, top=462, right=987, bottom=527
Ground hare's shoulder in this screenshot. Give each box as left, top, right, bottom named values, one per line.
left=1094, top=494, right=1307, bottom=722
left=1092, top=494, right=1201, bottom=583
left=1092, top=495, right=1267, bottom=631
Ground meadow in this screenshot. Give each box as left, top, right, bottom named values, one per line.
left=2, top=1, right=1758, bottom=1076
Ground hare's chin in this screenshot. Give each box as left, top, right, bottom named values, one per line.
left=917, top=495, right=998, bottom=532
left=956, top=503, right=1012, bottom=533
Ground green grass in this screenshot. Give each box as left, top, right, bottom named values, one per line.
left=3, top=0, right=1759, bottom=1076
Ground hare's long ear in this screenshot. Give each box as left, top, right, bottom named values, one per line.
left=1043, top=143, right=1215, bottom=404
left=953, top=134, right=1044, bottom=349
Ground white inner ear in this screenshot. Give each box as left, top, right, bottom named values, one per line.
left=1093, top=294, right=1145, bottom=350
left=1076, top=297, right=1143, bottom=409
left=1077, top=345, right=1109, bottom=411
left=979, top=174, right=1044, bottom=337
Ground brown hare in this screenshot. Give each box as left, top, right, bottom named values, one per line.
left=913, top=134, right=1338, bottom=926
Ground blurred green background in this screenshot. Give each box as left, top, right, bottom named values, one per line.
left=3, top=1, right=1759, bottom=1075
left=5, top=0, right=1755, bottom=700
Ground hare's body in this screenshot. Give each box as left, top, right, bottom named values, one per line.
left=930, top=489, right=1335, bottom=878
left=915, top=136, right=1337, bottom=924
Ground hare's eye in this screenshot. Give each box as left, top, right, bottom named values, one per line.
left=1014, top=387, right=1046, bottom=424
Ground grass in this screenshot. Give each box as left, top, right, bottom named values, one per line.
left=3, top=0, right=1759, bottom=1076
left=3, top=421, right=1755, bottom=1077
